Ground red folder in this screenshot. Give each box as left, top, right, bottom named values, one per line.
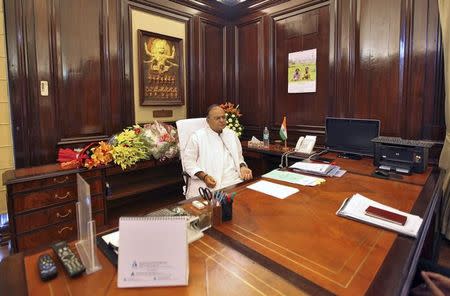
left=365, top=206, right=407, bottom=226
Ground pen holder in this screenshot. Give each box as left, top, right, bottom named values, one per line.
left=212, top=204, right=222, bottom=226
left=221, top=202, right=233, bottom=221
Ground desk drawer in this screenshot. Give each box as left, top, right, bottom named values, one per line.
left=13, top=179, right=103, bottom=213
left=14, top=185, right=77, bottom=213
left=15, top=203, right=76, bottom=234
left=15, top=213, right=105, bottom=251
left=10, top=170, right=101, bottom=194
left=17, top=220, right=77, bottom=251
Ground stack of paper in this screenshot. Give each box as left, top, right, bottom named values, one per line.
left=262, top=169, right=325, bottom=186
left=290, top=161, right=346, bottom=177
left=247, top=180, right=299, bottom=199
left=336, top=193, right=423, bottom=238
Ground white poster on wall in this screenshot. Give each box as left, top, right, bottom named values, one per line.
left=288, top=48, right=317, bottom=93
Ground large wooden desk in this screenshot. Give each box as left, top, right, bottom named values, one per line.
left=22, top=235, right=302, bottom=295
left=8, top=157, right=443, bottom=295
left=210, top=154, right=442, bottom=295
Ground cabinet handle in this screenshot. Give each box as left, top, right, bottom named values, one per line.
left=58, top=226, right=73, bottom=234
left=53, top=176, right=69, bottom=184
left=56, top=209, right=72, bottom=218
left=54, top=192, right=71, bottom=200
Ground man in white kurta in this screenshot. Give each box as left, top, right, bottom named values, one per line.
left=183, top=105, right=253, bottom=199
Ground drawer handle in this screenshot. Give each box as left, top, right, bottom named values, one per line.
left=53, top=176, right=69, bottom=184
left=56, top=209, right=72, bottom=218
left=54, top=192, right=71, bottom=200
left=58, top=226, right=73, bottom=234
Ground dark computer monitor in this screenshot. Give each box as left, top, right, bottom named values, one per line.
left=325, top=117, right=380, bottom=158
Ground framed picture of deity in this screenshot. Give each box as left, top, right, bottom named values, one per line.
left=138, top=30, right=185, bottom=106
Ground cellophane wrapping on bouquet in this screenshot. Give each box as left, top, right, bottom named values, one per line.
left=142, top=121, right=179, bottom=161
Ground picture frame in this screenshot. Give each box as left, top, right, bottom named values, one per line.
left=138, top=30, right=184, bottom=106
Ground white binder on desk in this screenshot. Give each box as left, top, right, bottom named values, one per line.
left=117, top=216, right=189, bottom=288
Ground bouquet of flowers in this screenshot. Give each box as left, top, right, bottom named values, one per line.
left=109, top=125, right=151, bottom=170
left=142, top=121, right=179, bottom=160
left=220, top=102, right=244, bottom=137
left=57, top=122, right=179, bottom=170
left=57, top=141, right=113, bottom=169
left=84, top=141, right=113, bottom=169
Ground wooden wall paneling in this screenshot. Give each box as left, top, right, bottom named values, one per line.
left=101, top=0, right=112, bottom=136
left=186, top=13, right=229, bottom=118
left=23, top=0, right=40, bottom=165
left=33, top=0, right=57, bottom=165
left=262, top=15, right=273, bottom=135
left=107, top=0, right=127, bottom=132
left=234, top=17, right=265, bottom=138
left=353, top=0, right=403, bottom=136
left=188, top=15, right=199, bottom=118
left=198, top=18, right=226, bottom=115
left=328, top=0, right=336, bottom=120
left=53, top=0, right=108, bottom=144
left=404, top=0, right=443, bottom=140
left=400, top=0, right=413, bottom=138
left=4, top=0, right=30, bottom=167
left=272, top=2, right=332, bottom=143
left=334, top=0, right=356, bottom=118
left=199, top=19, right=226, bottom=111
left=4, top=0, right=445, bottom=167
left=121, top=0, right=134, bottom=126
left=225, top=24, right=236, bottom=105
left=421, top=0, right=445, bottom=141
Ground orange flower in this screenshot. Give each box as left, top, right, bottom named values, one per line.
left=220, top=102, right=242, bottom=117
left=83, top=141, right=113, bottom=169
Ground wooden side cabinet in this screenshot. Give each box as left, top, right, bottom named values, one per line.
left=3, top=159, right=183, bottom=253
left=3, top=165, right=106, bottom=253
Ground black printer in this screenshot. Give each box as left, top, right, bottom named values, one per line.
left=371, top=137, right=434, bottom=174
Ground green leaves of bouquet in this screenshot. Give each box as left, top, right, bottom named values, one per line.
left=110, top=126, right=151, bottom=170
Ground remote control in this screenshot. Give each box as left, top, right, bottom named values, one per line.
left=51, top=241, right=85, bottom=277
left=38, top=254, right=58, bottom=281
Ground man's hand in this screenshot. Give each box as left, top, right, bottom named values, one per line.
left=204, top=175, right=216, bottom=188
left=240, top=166, right=253, bottom=180
left=195, top=171, right=216, bottom=188
left=421, top=271, right=450, bottom=296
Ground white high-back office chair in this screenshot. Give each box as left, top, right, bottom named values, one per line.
left=176, top=118, right=208, bottom=198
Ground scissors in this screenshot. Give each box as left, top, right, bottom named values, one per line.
left=198, top=187, right=213, bottom=202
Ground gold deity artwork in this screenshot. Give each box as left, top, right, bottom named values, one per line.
left=138, top=30, right=184, bottom=106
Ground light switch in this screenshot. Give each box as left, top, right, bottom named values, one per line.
left=40, top=81, right=49, bottom=96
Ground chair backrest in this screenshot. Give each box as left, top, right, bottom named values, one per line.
left=176, top=118, right=208, bottom=172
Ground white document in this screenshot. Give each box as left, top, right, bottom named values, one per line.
left=290, top=161, right=331, bottom=173
left=334, top=170, right=347, bottom=177
left=247, top=180, right=299, bottom=199
left=336, top=193, right=423, bottom=238
left=262, top=169, right=325, bottom=186
left=102, top=231, right=119, bottom=248
left=118, top=216, right=188, bottom=288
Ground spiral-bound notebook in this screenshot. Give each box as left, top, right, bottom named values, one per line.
left=118, top=216, right=188, bottom=288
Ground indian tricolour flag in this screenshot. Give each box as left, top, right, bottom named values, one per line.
left=279, top=116, right=287, bottom=140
